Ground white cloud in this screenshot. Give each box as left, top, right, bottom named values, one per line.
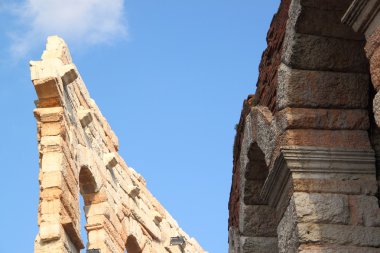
left=7, top=0, right=127, bottom=59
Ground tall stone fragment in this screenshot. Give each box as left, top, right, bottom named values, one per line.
left=31, top=36, right=206, bottom=253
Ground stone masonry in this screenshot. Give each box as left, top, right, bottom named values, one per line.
left=229, top=0, right=380, bottom=252
left=31, top=36, right=206, bottom=253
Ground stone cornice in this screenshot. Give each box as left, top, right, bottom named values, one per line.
left=261, top=146, right=376, bottom=208
left=342, top=0, right=380, bottom=35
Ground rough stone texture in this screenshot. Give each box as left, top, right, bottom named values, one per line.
left=240, top=237, right=278, bottom=253
left=238, top=204, right=277, bottom=237
left=297, top=223, right=380, bottom=247
left=293, top=193, right=350, bottom=224
left=255, top=0, right=292, bottom=112
left=32, top=36, right=206, bottom=253
left=277, top=64, right=369, bottom=110
left=229, top=0, right=380, bottom=252
left=277, top=198, right=299, bottom=253
left=291, top=3, right=363, bottom=40
left=276, top=108, right=370, bottom=130
left=282, top=32, right=367, bottom=72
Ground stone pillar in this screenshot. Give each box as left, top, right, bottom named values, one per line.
left=343, top=0, right=380, bottom=127
left=343, top=0, right=380, bottom=218
left=33, top=87, right=83, bottom=252
left=263, top=147, right=380, bottom=252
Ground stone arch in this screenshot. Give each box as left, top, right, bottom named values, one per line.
left=79, top=165, right=98, bottom=196
left=243, top=142, right=269, bottom=205
left=78, top=165, right=108, bottom=251
left=125, top=235, right=142, bottom=253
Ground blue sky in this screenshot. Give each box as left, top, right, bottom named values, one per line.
left=0, top=1, right=279, bottom=252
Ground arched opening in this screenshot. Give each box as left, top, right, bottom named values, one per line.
left=239, top=141, right=278, bottom=253
left=244, top=142, right=268, bottom=205
left=79, top=165, right=99, bottom=252
left=79, top=166, right=98, bottom=196
left=125, top=235, right=142, bottom=253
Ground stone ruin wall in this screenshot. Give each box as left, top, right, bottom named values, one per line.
left=229, top=0, right=380, bottom=252
left=31, top=36, right=206, bottom=253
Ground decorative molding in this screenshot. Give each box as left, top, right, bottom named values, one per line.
left=342, top=0, right=380, bottom=35
left=260, top=146, right=376, bottom=209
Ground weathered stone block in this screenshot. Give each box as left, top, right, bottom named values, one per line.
left=41, top=152, right=65, bottom=172
left=34, top=107, right=64, bottom=123
left=348, top=195, right=380, bottom=227
left=277, top=64, right=369, bottom=110
left=59, top=64, right=78, bottom=85
left=40, top=223, right=61, bottom=242
left=289, top=0, right=363, bottom=39
left=298, top=223, right=380, bottom=247
left=32, top=77, right=60, bottom=99
left=41, top=171, right=63, bottom=189
left=78, top=109, right=93, bottom=127
left=300, top=0, right=353, bottom=11
left=280, top=129, right=371, bottom=149
left=240, top=236, right=278, bottom=253
left=294, top=192, right=349, bottom=224
left=276, top=108, right=369, bottom=130
left=292, top=178, right=378, bottom=195
left=282, top=32, right=367, bottom=72
left=277, top=198, right=298, bottom=253
left=239, top=204, right=277, bottom=237
left=298, top=244, right=380, bottom=253
left=41, top=122, right=62, bottom=136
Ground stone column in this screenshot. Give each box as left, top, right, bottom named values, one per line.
left=32, top=83, right=84, bottom=252
left=343, top=0, right=380, bottom=127
left=262, top=147, right=380, bottom=253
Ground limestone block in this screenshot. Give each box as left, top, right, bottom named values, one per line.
left=103, top=152, right=118, bottom=169
left=40, top=188, right=62, bottom=200
left=34, top=107, right=64, bottom=123
left=277, top=198, right=298, bottom=253
left=78, top=109, right=93, bottom=127
left=82, top=192, right=108, bottom=205
left=41, top=152, right=65, bottom=172
left=84, top=202, right=111, bottom=219
left=240, top=236, right=278, bottom=253
left=282, top=31, right=367, bottom=73
left=298, top=223, right=380, bottom=247
left=280, top=129, right=371, bottom=149
left=300, top=0, right=353, bottom=11
left=289, top=0, right=363, bottom=40
left=276, top=108, right=369, bottom=130
left=32, top=77, right=60, bottom=99
left=41, top=122, right=62, bottom=136
left=129, top=185, right=141, bottom=199
left=59, top=64, right=78, bottom=85
left=153, top=210, right=163, bottom=225
left=40, top=199, right=62, bottom=215
left=373, top=92, right=380, bottom=127
left=348, top=195, right=380, bottom=227
left=239, top=204, right=277, bottom=237
left=40, top=136, right=63, bottom=152
left=277, top=64, right=369, bottom=110
left=292, top=178, right=378, bottom=195
left=131, top=208, right=162, bottom=241
left=293, top=192, right=349, bottom=224
left=41, top=171, right=63, bottom=189
left=40, top=223, right=61, bottom=242
left=30, top=58, right=64, bottom=81
left=299, top=244, right=380, bottom=253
